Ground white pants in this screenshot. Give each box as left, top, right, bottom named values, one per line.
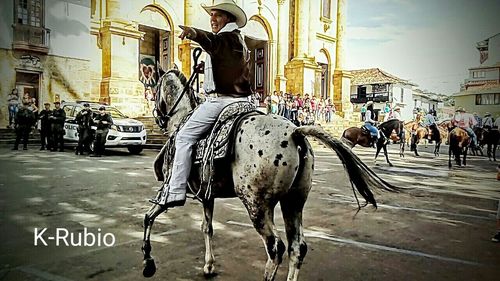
left=162, top=96, right=248, bottom=203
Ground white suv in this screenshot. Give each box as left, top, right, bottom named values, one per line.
left=62, top=102, right=147, bottom=154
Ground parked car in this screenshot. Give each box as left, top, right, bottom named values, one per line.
left=62, top=101, right=147, bottom=154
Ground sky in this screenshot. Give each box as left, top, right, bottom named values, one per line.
left=345, top=0, right=500, bottom=95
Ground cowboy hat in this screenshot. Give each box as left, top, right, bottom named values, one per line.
left=366, top=101, right=374, bottom=106
left=201, top=0, right=247, bottom=28
left=456, top=107, right=466, bottom=112
left=393, top=106, right=401, bottom=111
left=485, top=112, right=491, bottom=116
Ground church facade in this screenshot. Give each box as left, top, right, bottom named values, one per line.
left=0, top=0, right=353, bottom=127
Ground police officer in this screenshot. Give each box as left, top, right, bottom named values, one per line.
left=50, top=101, right=66, bottom=152
left=38, top=102, right=52, bottom=150
left=75, top=103, right=93, bottom=155
left=12, top=100, right=36, bottom=150
left=91, top=106, right=112, bottom=157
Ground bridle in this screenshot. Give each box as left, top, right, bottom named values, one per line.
left=153, top=47, right=203, bottom=129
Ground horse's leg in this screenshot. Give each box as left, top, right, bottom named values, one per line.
left=201, top=198, right=216, bottom=276
left=382, top=144, right=393, bottom=166
left=374, top=142, right=383, bottom=164
left=487, top=143, right=492, bottom=161
left=281, top=200, right=307, bottom=281
left=463, top=147, right=468, bottom=166
left=494, top=143, right=497, bottom=161
left=142, top=204, right=167, bottom=277
left=248, top=203, right=285, bottom=281
left=448, top=145, right=452, bottom=169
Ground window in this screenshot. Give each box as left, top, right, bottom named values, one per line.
left=400, top=88, right=404, bottom=103
left=472, top=71, right=485, bottom=78
left=475, top=93, right=500, bottom=105
left=322, top=0, right=331, bottom=19
left=16, top=0, right=42, bottom=27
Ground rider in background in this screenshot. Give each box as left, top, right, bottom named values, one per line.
left=452, top=107, right=478, bottom=148
left=473, top=112, right=482, bottom=129
left=150, top=0, right=251, bottom=208
left=483, top=112, right=493, bottom=130
left=424, top=110, right=439, bottom=142
left=390, top=106, right=402, bottom=120
left=364, top=101, right=380, bottom=147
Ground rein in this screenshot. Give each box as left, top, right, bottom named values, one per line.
left=154, top=47, right=203, bottom=129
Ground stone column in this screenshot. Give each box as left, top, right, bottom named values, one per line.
left=274, top=0, right=288, bottom=92
left=179, top=0, right=197, bottom=77
left=99, top=0, right=145, bottom=117
left=294, top=0, right=309, bottom=58
left=333, top=0, right=353, bottom=118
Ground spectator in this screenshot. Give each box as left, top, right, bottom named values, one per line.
left=270, top=91, right=279, bottom=114
left=360, top=103, right=367, bottom=120
left=7, top=88, right=20, bottom=128
left=325, top=99, right=333, bottom=123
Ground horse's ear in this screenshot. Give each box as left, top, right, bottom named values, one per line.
left=157, top=61, right=165, bottom=77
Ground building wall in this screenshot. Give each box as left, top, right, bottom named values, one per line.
left=0, top=1, right=91, bottom=128
left=481, top=33, right=500, bottom=67
left=455, top=94, right=500, bottom=118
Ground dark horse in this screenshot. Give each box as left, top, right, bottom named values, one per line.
left=448, top=127, right=471, bottom=168
left=476, top=127, right=499, bottom=161
left=341, top=119, right=405, bottom=167
left=141, top=69, right=398, bottom=281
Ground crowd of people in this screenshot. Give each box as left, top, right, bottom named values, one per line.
left=8, top=89, right=113, bottom=157
left=260, top=91, right=336, bottom=126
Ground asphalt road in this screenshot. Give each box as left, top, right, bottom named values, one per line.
left=0, top=142, right=499, bottom=281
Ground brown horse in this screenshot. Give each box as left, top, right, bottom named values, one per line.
left=448, top=127, right=471, bottom=168
left=341, top=119, right=405, bottom=166
left=404, top=121, right=445, bottom=157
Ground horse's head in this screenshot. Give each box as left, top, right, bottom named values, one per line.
left=154, top=69, right=199, bottom=135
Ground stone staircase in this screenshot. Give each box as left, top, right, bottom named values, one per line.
left=135, top=116, right=168, bottom=148
left=0, top=128, right=40, bottom=146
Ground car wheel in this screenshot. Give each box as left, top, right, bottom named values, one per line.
left=128, top=146, right=143, bottom=155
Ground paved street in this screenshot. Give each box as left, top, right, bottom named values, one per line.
left=0, top=142, right=499, bottom=281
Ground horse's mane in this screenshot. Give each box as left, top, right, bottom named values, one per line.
left=166, top=69, right=188, bottom=87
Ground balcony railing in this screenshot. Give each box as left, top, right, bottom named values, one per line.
left=12, top=24, right=50, bottom=53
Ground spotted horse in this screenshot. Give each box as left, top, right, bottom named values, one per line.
left=141, top=68, right=399, bottom=281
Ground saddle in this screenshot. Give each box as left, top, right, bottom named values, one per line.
left=159, top=101, right=263, bottom=200
left=192, top=101, right=261, bottom=163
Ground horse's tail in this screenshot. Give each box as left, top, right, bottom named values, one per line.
left=294, top=126, right=400, bottom=208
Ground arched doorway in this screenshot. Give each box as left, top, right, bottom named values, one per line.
left=242, top=16, right=271, bottom=101
left=317, top=49, right=330, bottom=100
left=137, top=6, right=174, bottom=94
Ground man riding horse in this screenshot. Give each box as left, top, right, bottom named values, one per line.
left=423, top=110, right=440, bottom=143
left=451, top=107, right=478, bottom=149
left=149, top=0, right=250, bottom=208
left=363, top=101, right=384, bottom=147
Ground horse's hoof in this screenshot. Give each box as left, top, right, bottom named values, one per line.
left=143, top=258, right=157, bottom=278
left=203, top=264, right=217, bottom=277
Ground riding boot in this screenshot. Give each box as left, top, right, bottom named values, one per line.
left=371, top=136, right=378, bottom=148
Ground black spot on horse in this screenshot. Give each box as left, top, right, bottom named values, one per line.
left=251, top=117, right=256, bottom=121
left=249, top=144, right=253, bottom=149
left=312, top=164, right=314, bottom=170
left=247, top=185, right=251, bottom=189
left=284, top=132, right=288, bottom=136
left=253, top=164, right=257, bottom=168
left=276, top=154, right=283, bottom=160
left=280, top=141, right=288, bottom=148
left=282, top=162, right=287, bottom=166
left=274, top=160, right=280, bottom=166
left=265, top=130, right=270, bottom=135
left=239, top=137, right=241, bottom=143
left=258, top=150, right=263, bottom=157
